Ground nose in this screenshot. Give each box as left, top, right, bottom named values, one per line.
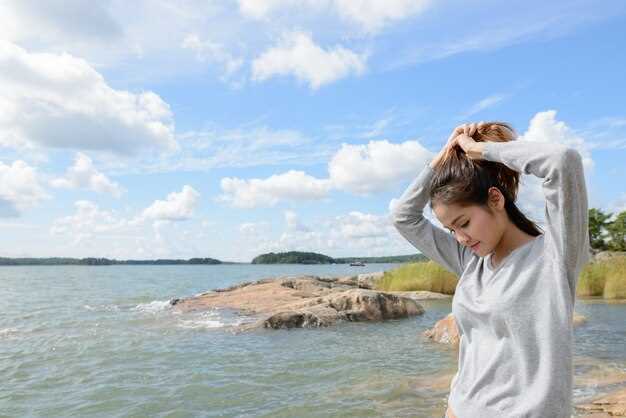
left=455, top=231, right=472, bottom=246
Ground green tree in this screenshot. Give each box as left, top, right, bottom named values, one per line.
left=606, top=211, right=626, bottom=251
left=588, top=208, right=612, bottom=250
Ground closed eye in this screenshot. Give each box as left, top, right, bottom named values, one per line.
left=448, top=220, right=469, bottom=234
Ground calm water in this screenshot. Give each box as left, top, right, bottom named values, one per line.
left=1, top=264, right=625, bottom=417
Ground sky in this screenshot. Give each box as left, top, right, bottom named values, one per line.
left=1, top=0, right=625, bottom=262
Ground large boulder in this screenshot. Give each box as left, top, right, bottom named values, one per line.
left=172, top=275, right=425, bottom=331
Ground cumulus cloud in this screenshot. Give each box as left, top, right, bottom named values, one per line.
left=139, top=185, right=200, bottom=221
left=0, top=160, right=48, bottom=217
left=328, top=139, right=432, bottom=195
left=252, top=31, right=367, bottom=89
left=51, top=152, right=125, bottom=197
left=519, top=109, right=593, bottom=171
left=0, top=40, right=177, bottom=155
left=50, top=200, right=128, bottom=241
left=218, top=170, right=332, bottom=208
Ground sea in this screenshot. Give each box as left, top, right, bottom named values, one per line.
left=1, top=264, right=625, bottom=417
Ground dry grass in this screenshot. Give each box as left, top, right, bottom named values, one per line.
left=579, top=255, right=626, bottom=299
left=374, top=260, right=458, bottom=294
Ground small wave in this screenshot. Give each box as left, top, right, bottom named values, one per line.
left=132, top=299, right=173, bottom=313
left=177, top=308, right=254, bottom=330
left=83, top=304, right=120, bottom=312
left=0, top=328, right=19, bottom=339
left=573, top=385, right=600, bottom=401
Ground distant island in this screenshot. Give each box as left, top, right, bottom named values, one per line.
left=0, top=257, right=230, bottom=266
left=251, top=251, right=428, bottom=264
left=0, top=251, right=428, bottom=266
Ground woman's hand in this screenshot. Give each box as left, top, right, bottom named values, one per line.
left=454, top=122, right=485, bottom=157
left=430, top=121, right=486, bottom=168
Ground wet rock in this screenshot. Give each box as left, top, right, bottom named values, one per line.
left=575, top=385, right=626, bottom=416
left=173, top=275, right=425, bottom=331
left=423, top=313, right=460, bottom=347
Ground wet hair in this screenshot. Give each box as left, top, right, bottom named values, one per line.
left=429, top=121, right=543, bottom=237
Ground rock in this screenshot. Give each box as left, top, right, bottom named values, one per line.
left=423, top=313, right=460, bottom=346
left=356, top=271, right=384, bottom=289
left=173, top=275, right=425, bottom=331
left=591, top=250, right=626, bottom=263
left=575, top=385, right=626, bottom=416
left=386, top=290, right=452, bottom=300
left=573, top=312, right=587, bottom=326
left=424, top=311, right=587, bottom=347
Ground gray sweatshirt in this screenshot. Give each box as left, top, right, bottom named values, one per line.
left=391, top=140, right=592, bottom=418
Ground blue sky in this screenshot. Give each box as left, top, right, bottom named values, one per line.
left=1, top=0, right=625, bottom=262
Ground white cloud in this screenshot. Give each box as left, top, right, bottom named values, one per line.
left=284, top=209, right=310, bottom=232
left=181, top=34, right=244, bottom=78
left=0, top=40, right=177, bottom=155
left=238, top=0, right=429, bottom=33
left=218, top=170, right=333, bottom=208
left=252, top=31, right=367, bottom=89
left=0, top=160, right=48, bottom=217
left=239, top=221, right=271, bottom=236
left=0, top=1, right=122, bottom=45
left=50, top=200, right=128, bottom=239
left=460, top=93, right=509, bottom=119
left=139, top=185, right=200, bottom=221
left=51, top=152, right=124, bottom=197
left=328, top=139, right=432, bottom=195
left=333, top=0, right=430, bottom=34
left=519, top=109, right=594, bottom=172
left=335, top=210, right=388, bottom=239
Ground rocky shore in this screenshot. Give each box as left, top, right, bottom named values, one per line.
left=170, top=267, right=626, bottom=415
left=171, top=272, right=435, bottom=330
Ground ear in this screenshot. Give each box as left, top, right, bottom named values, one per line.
left=488, top=187, right=505, bottom=211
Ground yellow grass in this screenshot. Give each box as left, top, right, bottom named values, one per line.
left=577, top=256, right=626, bottom=299
left=374, top=261, right=458, bottom=294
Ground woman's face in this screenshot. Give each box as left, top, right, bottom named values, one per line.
left=432, top=189, right=506, bottom=256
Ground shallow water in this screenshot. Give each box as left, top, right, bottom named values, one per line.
left=1, top=264, right=624, bottom=417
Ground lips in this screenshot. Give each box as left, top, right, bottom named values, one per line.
left=470, top=242, right=480, bottom=251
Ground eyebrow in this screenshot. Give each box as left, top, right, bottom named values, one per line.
left=445, top=214, right=465, bottom=231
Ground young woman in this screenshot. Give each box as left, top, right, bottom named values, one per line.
left=392, top=122, right=592, bottom=418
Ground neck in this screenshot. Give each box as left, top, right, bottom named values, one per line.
left=491, top=222, right=536, bottom=266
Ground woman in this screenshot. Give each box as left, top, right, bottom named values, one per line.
left=391, top=122, right=592, bottom=418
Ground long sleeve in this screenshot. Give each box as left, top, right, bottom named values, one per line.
left=391, top=162, right=472, bottom=277
left=480, top=140, right=592, bottom=296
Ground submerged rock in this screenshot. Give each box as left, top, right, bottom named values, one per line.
left=172, top=275, right=425, bottom=330
left=575, top=385, right=626, bottom=416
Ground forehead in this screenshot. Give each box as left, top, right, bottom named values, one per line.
left=432, top=203, right=475, bottom=227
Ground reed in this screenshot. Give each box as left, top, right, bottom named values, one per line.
left=575, top=256, right=626, bottom=299
left=374, top=261, right=458, bottom=294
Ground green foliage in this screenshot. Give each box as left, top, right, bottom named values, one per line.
left=251, top=251, right=335, bottom=264
left=589, top=208, right=612, bottom=250
left=251, top=251, right=427, bottom=264
left=374, top=261, right=458, bottom=294
left=335, top=254, right=428, bottom=263
left=0, top=257, right=223, bottom=266
left=606, top=212, right=626, bottom=251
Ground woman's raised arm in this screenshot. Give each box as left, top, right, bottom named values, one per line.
left=391, top=162, right=473, bottom=277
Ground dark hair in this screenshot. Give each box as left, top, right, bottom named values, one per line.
left=428, top=121, right=543, bottom=237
